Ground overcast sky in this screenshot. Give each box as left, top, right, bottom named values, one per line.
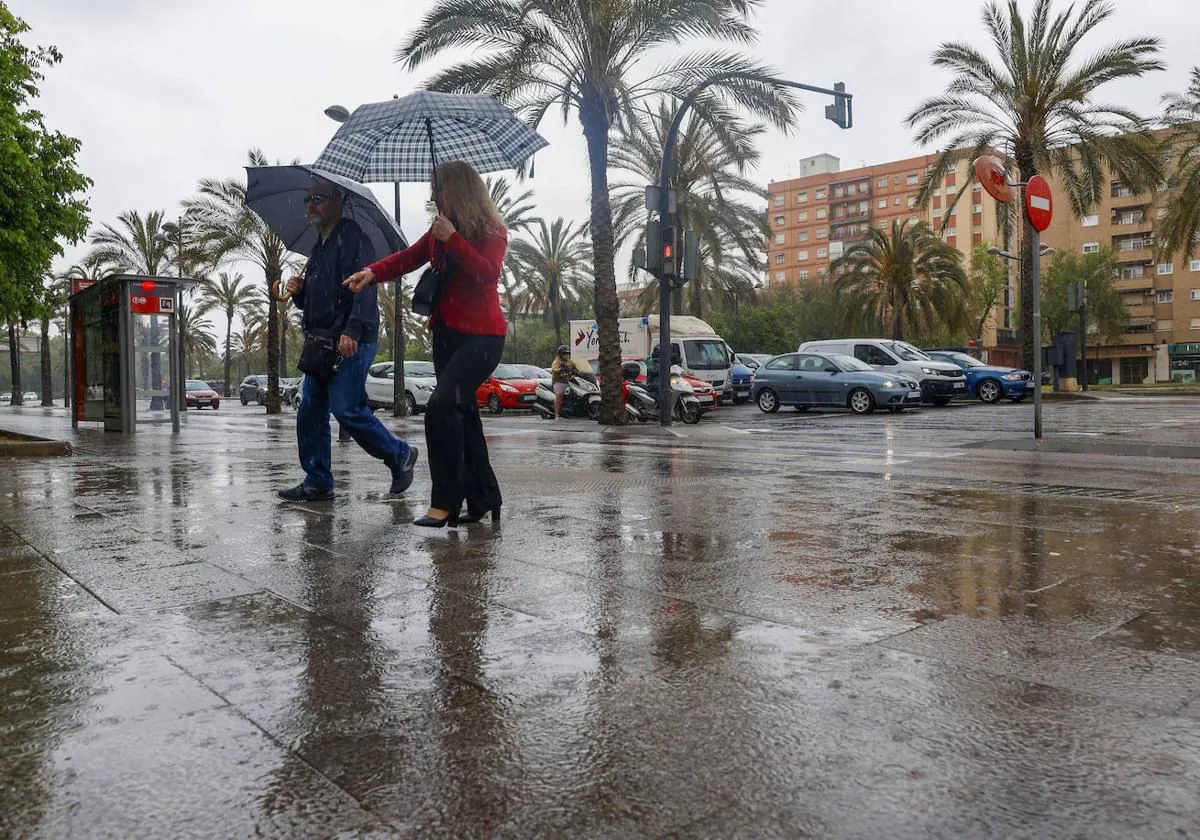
left=21, top=0, right=1199, bottom=288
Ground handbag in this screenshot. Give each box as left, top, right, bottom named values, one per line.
left=297, top=328, right=343, bottom=380
left=411, top=265, right=441, bottom=317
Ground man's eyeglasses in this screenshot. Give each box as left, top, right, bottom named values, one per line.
left=304, top=194, right=333, bottom=206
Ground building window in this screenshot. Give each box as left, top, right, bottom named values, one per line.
left=907, top=196, right=918, bottom=209
left=1082, top=214, right=1099, bottom=227
left=972, top=183, right=982, bottom=192
left=894, top=197, right=901, bottom=206
left=1082, top=242, right=1099, bottom=254
left=773, top=215, right=784, bottom=226
left=859, top=200, right=870, bottom=213
left=775, top=253, right=784, bottom=264
left=798, top=211, right=808, bottom=222
left=1158, top=263, right=1175, bottom=275
left=1120, top=357, right=1149, bottom=383
left=1191, top=289, right=1200, bottom=301
left=797, top=191, right=808, bottom=203
left=815, top=188, right=827, bottom=200
left=799, top=231, right=809, bottom=242
left=878, top=178, right=888, bottom=189
left=932, top=208, right=943, bottom=218
left=972, top=204, right=983, bottom=213
left=798, top=270, right=810, bottom=281
left=1192, top=317, right=1200, bottom=330
left=797, top=249, right=809, bottom=261
left=1190, top=259, right=1200, bottom=272
left=1157, top=320, right=1173, bottom=332
left=817, top=247, right=828, bottom=258
left=816, top=208, right=828, bottom=220
left=773, top=195, right=784, bottom=207
left=945, top=228, right=957, bottom=238
left=774, top=233, right=785, bottom=244
left=1158, top=290, right=1174, bottom=303
left=817, top=227, right=827, bottom=239
left=906, top=173, right=918, bottom=185
left=834, top=185, right=845, bottom=198
left=878, top=199, right=888, bottom=209
left=774, top=271, right=786, bottom=282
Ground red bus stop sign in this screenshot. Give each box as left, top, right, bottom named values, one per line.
left=1025, top=175, right=1053, bottom=232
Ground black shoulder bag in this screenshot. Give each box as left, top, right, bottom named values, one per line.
left=412, top=248, right=453, bottom=318
left=297, top=246, right=353, bottom=380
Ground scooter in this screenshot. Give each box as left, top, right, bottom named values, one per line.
left=532, top=375, right=601, bottom=420
left=624, top=364, right=702, bottom=425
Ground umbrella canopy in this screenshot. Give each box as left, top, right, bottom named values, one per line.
left=314, top=91, right=549, bottom=184
left=244, top=165, right=408, bottom=259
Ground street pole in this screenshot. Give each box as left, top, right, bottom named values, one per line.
left=655, top=75, right=852, bottom=424
left=1079, top=299, right=1088, bottom=392
left=392, top=181, right=407, bottom=418
left=1031, top=228, right=1043, bottom=440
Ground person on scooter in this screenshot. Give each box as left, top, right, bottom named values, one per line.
left=549, top=345, right=588, bottom=419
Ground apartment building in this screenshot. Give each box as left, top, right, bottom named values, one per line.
left=766, top=154, right=1012, bottom=360
left=1041, top=176, right=1200, bottom=384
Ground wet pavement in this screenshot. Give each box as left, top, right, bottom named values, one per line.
left=1, top=396, right=1199, bottom=839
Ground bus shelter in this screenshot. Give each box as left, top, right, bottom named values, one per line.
left=69, top=275, right=189, bottom=433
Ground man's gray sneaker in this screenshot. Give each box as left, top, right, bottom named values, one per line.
left=389, top=447, right=419, bottom=495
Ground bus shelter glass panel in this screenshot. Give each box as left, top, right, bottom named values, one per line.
left=132, top=312, right=175, bottom=421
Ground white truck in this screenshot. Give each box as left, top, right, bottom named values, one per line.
left=568, top=316, right=734, bottom=399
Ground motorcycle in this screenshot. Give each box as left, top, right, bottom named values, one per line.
left=624, top=364, right=702, bottom=425
left=532, top=375, right=601, bottom=420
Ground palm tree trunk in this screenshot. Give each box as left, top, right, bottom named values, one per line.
left=7, top=321, right=21, bottom=405
left=40, top=316, right=52, bottom=405
left=581, top=95, right=623, bottom=425
left=223, top=311, right=233, bottom=397
left=264, top=271, right=281, bottom=414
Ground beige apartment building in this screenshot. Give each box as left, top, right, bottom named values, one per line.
left=767, top=152, right=1200, bottom=380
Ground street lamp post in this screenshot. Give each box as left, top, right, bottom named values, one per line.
left=653, top=76, right=852, bottom=424
left=325, top=103, right=408, bottom=418
left=988, top=243, right=1056, bottom=438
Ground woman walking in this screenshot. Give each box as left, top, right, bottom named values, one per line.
left=345, top=161, right=507, bottom=527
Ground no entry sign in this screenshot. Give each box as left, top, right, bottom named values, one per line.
left=1025, top=175, right=1053, bottom=232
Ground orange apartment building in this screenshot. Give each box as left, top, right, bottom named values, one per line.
left=765, top=154, right=1013, bottom=362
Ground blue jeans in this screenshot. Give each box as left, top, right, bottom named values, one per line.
left=296, top=341, right=409, bottom=491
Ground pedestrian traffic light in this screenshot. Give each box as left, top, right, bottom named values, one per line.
left=646, top=221, right=663, bottom=273
left=825, top=82, right=852, bottom=129
left=660, top=225, right=677, bottom=279
left=633, top=247, right=647, bottom=271
left=680, top=230, right=699, bottom=285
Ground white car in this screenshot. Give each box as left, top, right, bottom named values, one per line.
left=366, top=360, right=437, bottom=415
left=514, top=364, right=552, bottom=387
left=0, top=392, right=10, bottom=406
left=23, top=392, right=38, bottom=403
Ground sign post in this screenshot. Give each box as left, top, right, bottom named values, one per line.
left=1025, top=175, right=1053, bottom=440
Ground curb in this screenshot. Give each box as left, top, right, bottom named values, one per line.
left=0, top=429, right=72, bottom=458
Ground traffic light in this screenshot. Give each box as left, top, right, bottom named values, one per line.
left=646, top=221, right=663, bottom=273
left=660, top=225, right=677, bottom=279
left=680, top=230, right=699, bottom=285
left=825, top=82, right=851, bottom=129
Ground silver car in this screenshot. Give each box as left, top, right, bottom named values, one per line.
left=751, top=352, right=923, bottom=415
left=365, top=360, right=437, bottom=415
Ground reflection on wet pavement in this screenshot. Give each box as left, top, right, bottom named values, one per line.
left=1, top=398, right=1199, bottom=838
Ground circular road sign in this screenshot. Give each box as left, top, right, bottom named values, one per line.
left=973, top=155, right=1013, bottom=204
left=1025, top=175, right=1053, bottom=232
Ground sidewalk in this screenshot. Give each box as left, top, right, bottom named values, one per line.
left=2, top=404, right=1199, bottom=838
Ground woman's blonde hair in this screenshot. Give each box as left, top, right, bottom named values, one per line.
left=434, top=160, right=507, bottom=241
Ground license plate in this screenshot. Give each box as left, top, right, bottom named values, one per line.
left=908, top=390, right=921, bottom=399
left=953, top=381, right=966, bottom=388
left=698, top=395, right=714, bottom=404
left=519, top=394, right=535, bottom=402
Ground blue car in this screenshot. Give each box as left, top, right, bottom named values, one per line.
left=925, top=351, right=1032, bottom=404
left=751, top=351, right=923, bottom=415
left=729, top=359, right=754, bottom=404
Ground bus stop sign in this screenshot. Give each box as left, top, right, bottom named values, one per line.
left=1025, top=175, right=1053, bottom=232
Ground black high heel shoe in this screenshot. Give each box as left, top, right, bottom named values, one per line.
left=459, top=506, right=500, bottom=524
left=413, top=511, right=460, bottom=528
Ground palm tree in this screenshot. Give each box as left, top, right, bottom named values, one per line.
left=230, top=325, right=263, bottom=381
left=906, top=0, right=1164, bottom=371
left=1158, top=67, right=1200, bottom=260
left=199, top=272, right=257, bottom=397
left=509, top=218, right=592, bottom=346
left=177, top=302, right=217, bottom=377
left=487, top=177, right=538, bottom=349
left=183, top=149, right=296, bottom=413
left=611, top=100, right=768, bottom=318
left=397, top=0, right=799, bottom=422
left=832, top=220, right=969, bottom=341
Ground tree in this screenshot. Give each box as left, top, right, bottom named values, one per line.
left=36, top=279, right=65, bottom=404
left=706, top=283, right=839, bottom=355
left=832, top=219, right=969, bottom=341
left=509, top=218, right=592, bottom=346
left=487, top=177, right=536, bottom=347
left=199, top=272, right=257, bottom=396
left=968, top=243, right=1009, bottom=342
left=1041, top=249, right=1126, bottom=343
left=184, top=149, right=298, bottom=414
left=1158, top=67, right=1200, bottom=260
left=611, top=100, right=767, bottom=317
left=397, top=0, right=799, bottom=422
left=177, top=301, right=216, bottom=378
left=0, top=3, right=91, bottom=367
left=907, top=0, right=1164, bottom=371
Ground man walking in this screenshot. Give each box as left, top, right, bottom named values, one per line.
left=278, top=180, right=417, bottom=501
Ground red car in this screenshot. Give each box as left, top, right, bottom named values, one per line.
left=185, top=380, right=221, bottom=410
left=615, top=357, right=718, bottom=411
left=477, top=363, right=539, bottom=413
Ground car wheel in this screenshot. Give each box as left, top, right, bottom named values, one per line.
left=405, top=392, right=417, bottom=416
left=848, top=388, right=875, bottom=415
left=756, top=389, right=779, bottom=413
left=487, top=394, right=502, bottom=415
left=240, top=395, right=248, bottom=406
left=932, top=397, right=951, bottom=407
left=977, top=379, right=1002, bottom=404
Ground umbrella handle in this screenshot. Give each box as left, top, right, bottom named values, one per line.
left=426, top=118, right=441, bottom=214
left=271, top=278, right=293, bottom=302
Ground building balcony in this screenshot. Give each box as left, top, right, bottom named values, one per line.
left=1114, top=246, right=1155, bottom=263
left=1114, top=276, right=1154, bottom=293
left=1125, top=303, right=1154, bottom=318
left=1117, top=331, right=1155, bottom=347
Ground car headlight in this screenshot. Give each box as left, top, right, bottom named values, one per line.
left=881, top=381, right=898, bottom=389
left=500, top=384, right=518, bottom=393
left=1002, top=373, right=1023, bottom=381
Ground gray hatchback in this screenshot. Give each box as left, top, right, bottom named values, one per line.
left=751, top=352, right=923, bottom=415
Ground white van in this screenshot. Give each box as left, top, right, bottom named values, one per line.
left=798, top=338, right=968, bottom=405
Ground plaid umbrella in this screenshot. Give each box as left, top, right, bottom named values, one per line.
left=245, top=165, right=408, bottom=259
left=314, top=91, right=548, bottom=185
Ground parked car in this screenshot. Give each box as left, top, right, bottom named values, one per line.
left=477, top=363, right=539, bottom=413
left=799, top=339, right=967, bottom=405
left=618, top=357, right=717, bottom=410
left=0, top=392, right=10, bottom=406
left=184, top=380, right=221, bottom=410
left=924, top=351, right=1033, bottom=403
left=723, top=345, right=753, bottom=404
left=239, top=375, right=268, bottom=405
left=22, top=391, right=38, bottom=403
left=752, top=352, right=923, bottom=415
left=514, top=364, right=554, bottom=387
left=735, top=353, right=772, bottom=371
left=282, top=376, right=304, bottom=409
left=365, top=360, right=437, bottom=414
